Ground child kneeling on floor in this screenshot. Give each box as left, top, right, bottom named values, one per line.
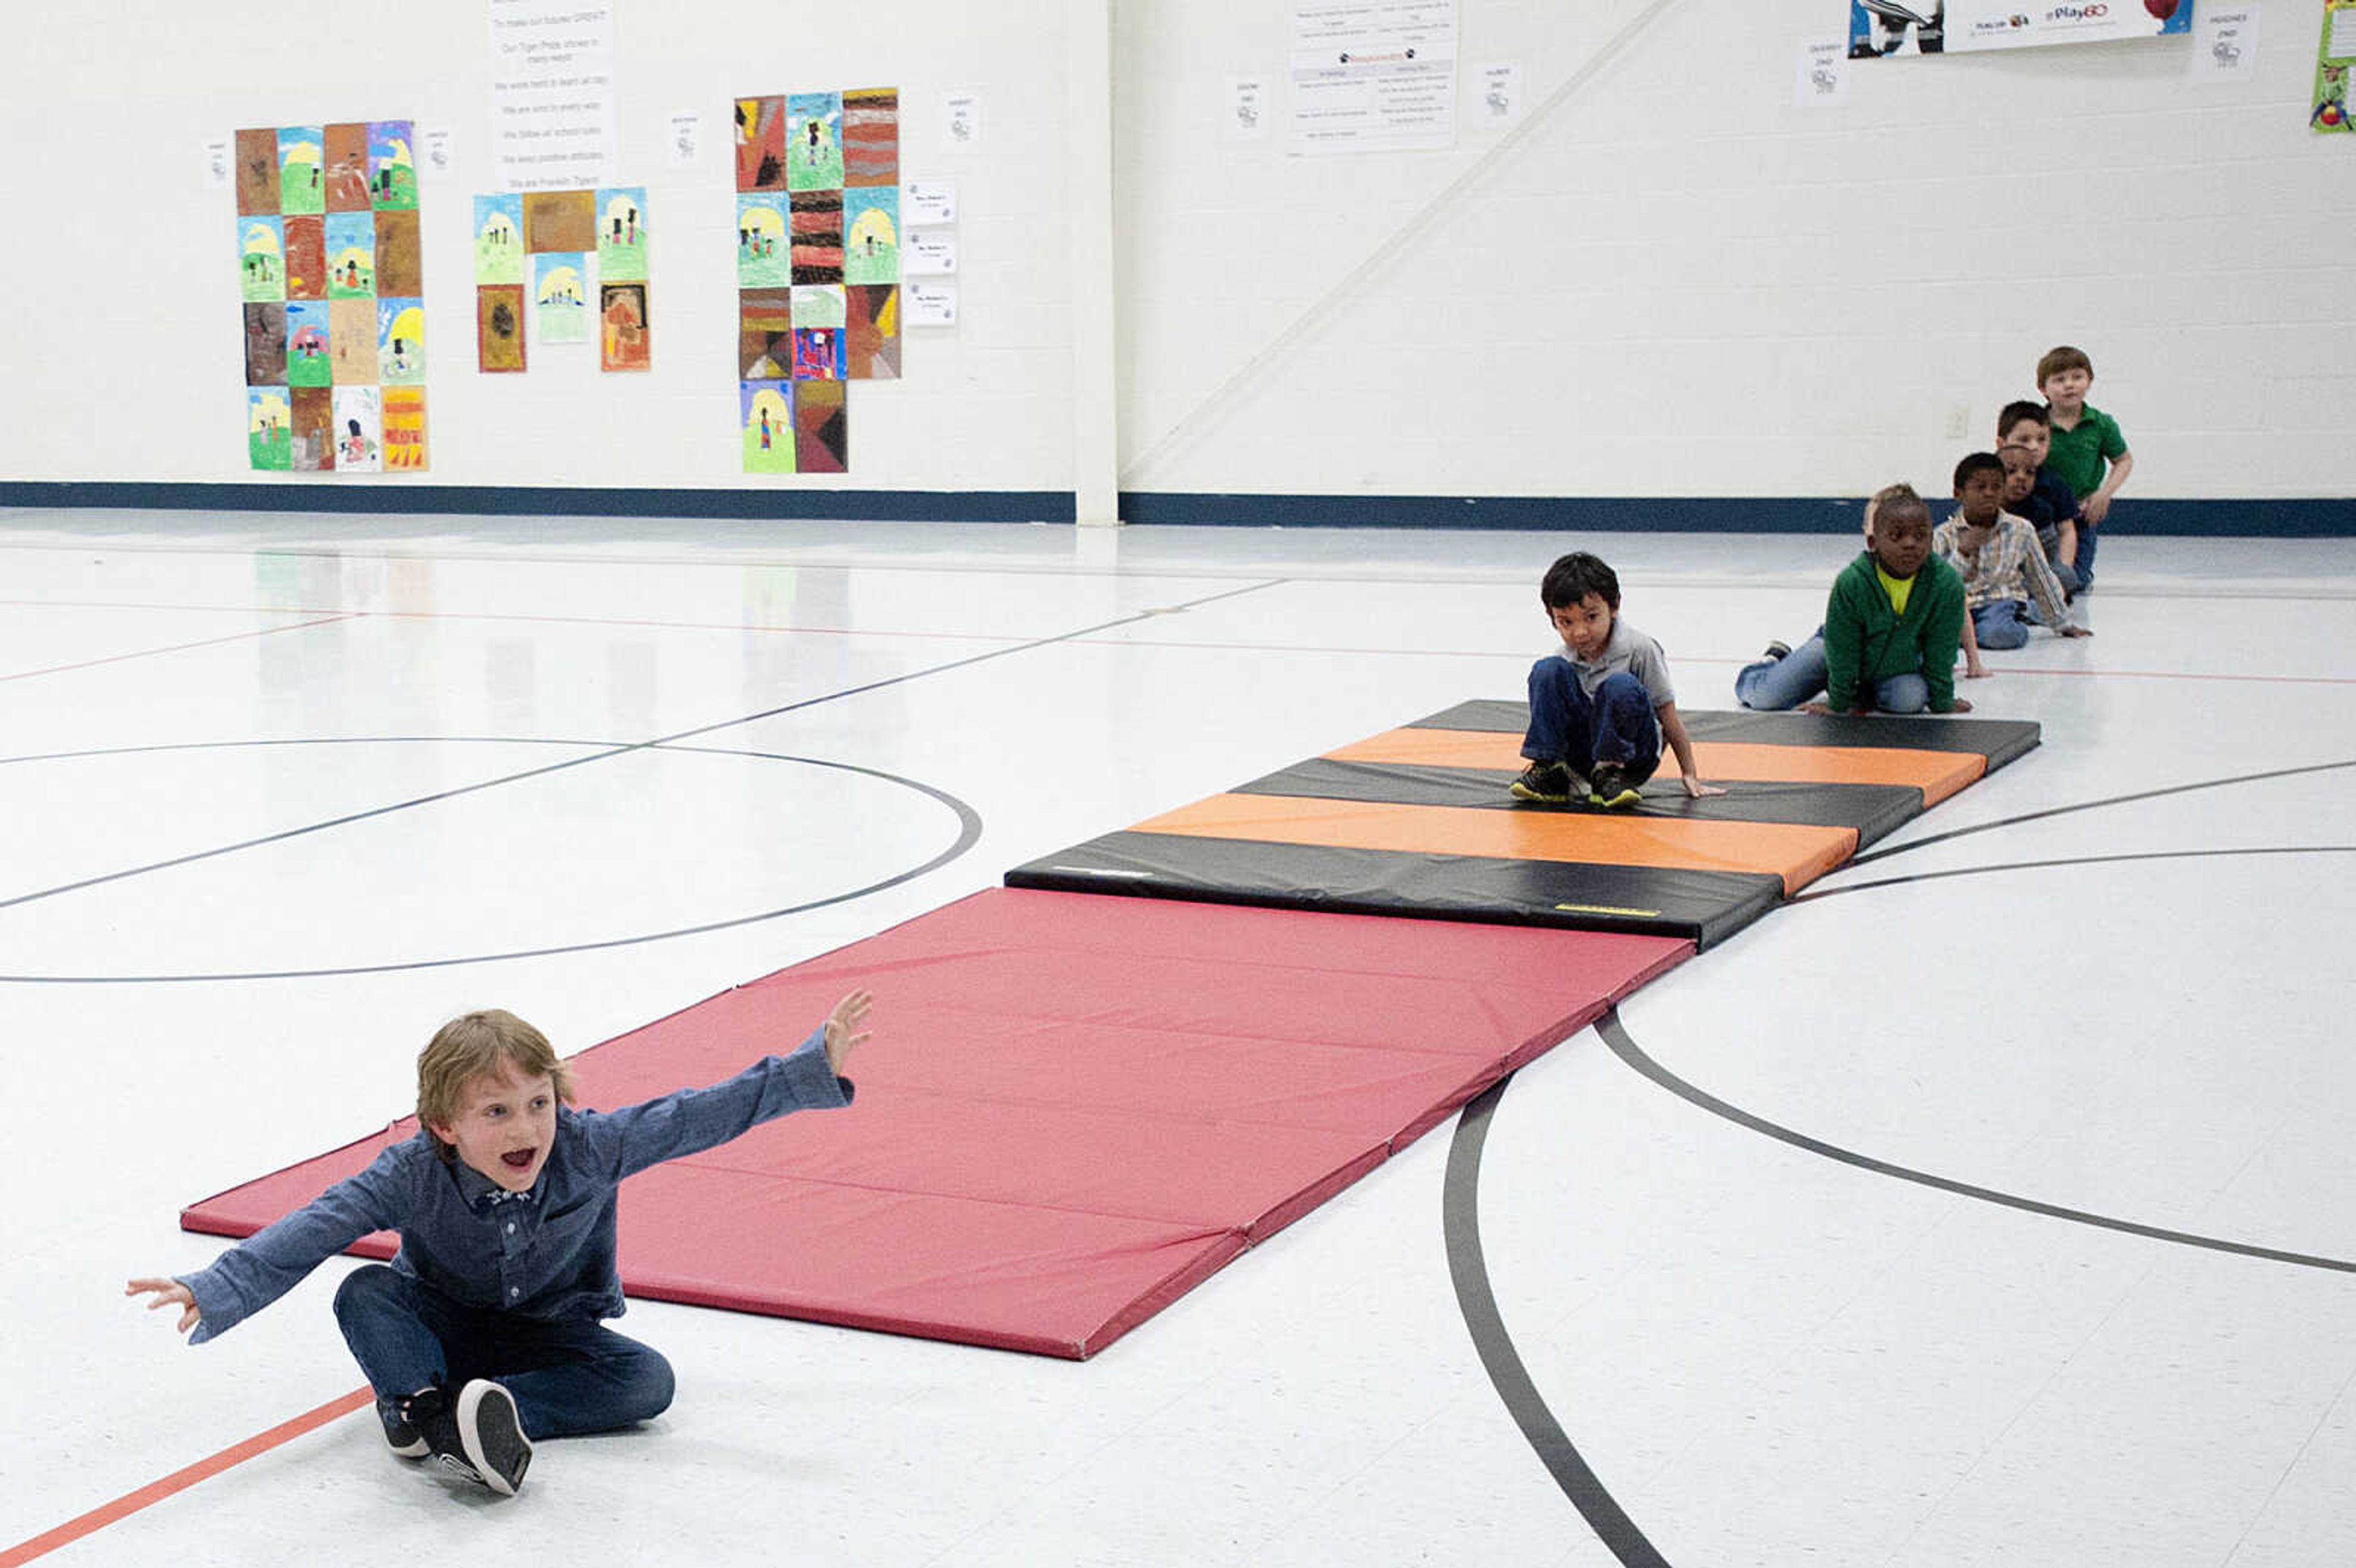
left=1510, top=550, right=1721, bottom=808
left=129, top=990, right=872, bottom=1499
left=1735, top=483, right=1973, bottom=715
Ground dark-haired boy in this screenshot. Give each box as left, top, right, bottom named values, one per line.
left=1510, top=550, right=1722, bottom=809
left=1996, top=401, right=2080, bottom=595
left=1934, top=452, right=2090, bottom=660
left=1735, top=484, right=1973, bottom=715
left=2036, top=345, right=2133, bottom=591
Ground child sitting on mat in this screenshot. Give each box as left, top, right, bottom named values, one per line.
left=129, top=990, right=872, bottom=1499
left=1509, top=550, right=1722, bottom=809
left=1734, top=483, right=1974, bottom=715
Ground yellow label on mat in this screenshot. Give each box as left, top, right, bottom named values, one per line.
left=1552, top=902, right=1660, bottom=918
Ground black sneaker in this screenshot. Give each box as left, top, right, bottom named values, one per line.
left=410, top=1380, right=534, bottom=1496
left=1509, top=760, right=1573, bottom=804
left=1588, top=763, right=1642, bottom=810
left=1761, top=640, right=1791, bottom=661
left=380, top=1395, right=429, bottom=1459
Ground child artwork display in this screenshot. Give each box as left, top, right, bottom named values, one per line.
left=733, top=85, right=900, bottom=473
left=238, top=217, right=286, bottom=302
left=333, top=385, right=383, bottom=473
left=600, top=283, right=650, bottom=371
left=277, top=128, right=324, bottom=215
left=368, top=121, right=417, bottom=210
left=741, top=380, right=795, bottom=473
left=598, top=187, right=648, bottom=281
left=2316, top=0, right=2356, bottom=131
left=533, top=253, right=590, bottom=345
left=235, top=120, right=426, bottom=472
left=474, top=194, right=525, bottom=285
left=382, top=386, right=428, bottom=470
left=842, top=188, right=899, bottom=286
left=283, top=216, right=325, bottom=301
left=325, top=212, right=375, bottom=297
left=475, top=185, right=652, bottom=371
left=378, top=298, right=425, bottom=385
left=286, top=301, right=332, bottom=386
left=477, top=283, right=527, bottom=372
left=787, top=93, right=844, bottom=190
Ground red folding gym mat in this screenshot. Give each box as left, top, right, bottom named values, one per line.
left=183, top=890, right=1689, bottom=1358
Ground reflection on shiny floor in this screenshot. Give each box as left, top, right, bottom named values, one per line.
left=4, top=508, right=2355, bottom=1568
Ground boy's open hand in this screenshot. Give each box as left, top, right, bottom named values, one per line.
left=823, top=989, right=873, bottom=1077
left=126, top=1277, right=200, bottom=1335
left=1680, top=776, right=1726, bottom=799
left=1965, top=658, right=1991, bottom=678
left=2058, top=625, right=2093, bottom=639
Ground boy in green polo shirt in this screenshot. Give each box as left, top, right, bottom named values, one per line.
left=2036, top=344, right=2133, bottom=593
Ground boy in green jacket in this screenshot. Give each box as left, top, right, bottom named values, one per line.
left=1734, top=484, right=1974, bottom=715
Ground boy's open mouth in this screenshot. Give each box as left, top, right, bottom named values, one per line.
left=502, top=1149, right=537, bottom=1170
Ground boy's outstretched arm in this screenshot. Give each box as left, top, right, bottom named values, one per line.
left=823, top=989, right=874, bottom=1078
left=2081, top=450, right=2132, bottom=526
left=125, top=1277, right=201, bottom=1335
left=1655, top=702, right=1725, bottom=797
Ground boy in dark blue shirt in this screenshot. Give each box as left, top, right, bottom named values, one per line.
left=1997, top=400, right=2081, bottom=596
left=131, top=991, right=872, bottom=1497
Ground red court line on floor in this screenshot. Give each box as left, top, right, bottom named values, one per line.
left=0, top=1386, right=371, bottom=1567
left=0, top=616, right=352, bottom=685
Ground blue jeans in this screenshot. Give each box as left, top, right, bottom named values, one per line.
left=1522, top=659, right=1660, bottom=783
left=2034, top=523, right=2082, bottom=598
left=1734, top=628, right=1928, bottom=713
left=1971, top=599, right=2029, bottom=650
left=335, top=1264, right=676, bottom=1440
left=2073, top=521, right=2097, bottom=591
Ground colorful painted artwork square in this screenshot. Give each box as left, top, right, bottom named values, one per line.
left=737, top=194, right=791, bottom=288
left=374, top=209, right=422, bottom=298
left=790, top=189, right=844, bottom=285
left=244, top=302, right=288, bottom=386
left=333, top=385, right=383, bottom=473
left=736, top=96, right=788, bottom=191
left=239, top=216, right=287, bottom=303
left=382, top=386, right=428, bottom=471
left=473, top=194, right=525, bottom=285
left=741, top=380, right=796, bottom=474
left=842, top=187, right=899, bottom=286
left=477, top=285, right=527, bottom=372
left=842, top=88, right=899, bottom=188
left=845, top=284, right=901, bottom=380
left=283, top=216, right=326, bottom=301
left=322, top=123, right=373, bottom=212
left=522, top=190, right=597, bottom=253
left=787, top=93, right=845, bottom=190
left=600, top=283, right=650, bottom=371
left=329, top=297, right=380, bottom=385
left=236, top=128, right=280, bottom=215
left=597, top=187, right=649, bottom=282
left=533, top=253, right=590, bottom=345
left=247, top=387, right=293, bottom=471
left=738, top=288, right=794, bottom=379
left=368, top=121, right=417, bottom=211
left=286, top=301, right=333, bottom=387
left=377, top=298, right=426, bottom=385
left=793, top=378, right=849, bottom=472
left=278, top=127, right=325, bottom=215
left=290, top=385, right=335, bottom=472
left=324, top=212, right=376, bottom=298
left=791, top=326, right=845, bottom=382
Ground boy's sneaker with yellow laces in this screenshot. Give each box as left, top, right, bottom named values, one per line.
left=1509, top=760, right=1574, bottom=804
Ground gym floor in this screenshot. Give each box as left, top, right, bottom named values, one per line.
left=4, top=507, right=2352, bottom=1567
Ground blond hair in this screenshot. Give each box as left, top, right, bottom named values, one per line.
left=415, top=1009, right=576, bottom=1163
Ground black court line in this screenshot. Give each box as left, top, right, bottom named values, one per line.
left=0, top=744, right=981, bottom=984
left=1842, top=758, right=2356, bottom=869
left=1444, top=1075, right=1673, bottom=1568
left=1795, top=845, right=2356, bottom=902
left=0, top=578, right=1283, bottom=919
left=1598, top=1009, right=2356, bottom=1274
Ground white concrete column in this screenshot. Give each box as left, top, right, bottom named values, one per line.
left=1066, top=0, right=1122, bottom=525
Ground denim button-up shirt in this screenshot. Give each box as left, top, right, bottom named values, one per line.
left=180, top=1026, right=852, bottom=1342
